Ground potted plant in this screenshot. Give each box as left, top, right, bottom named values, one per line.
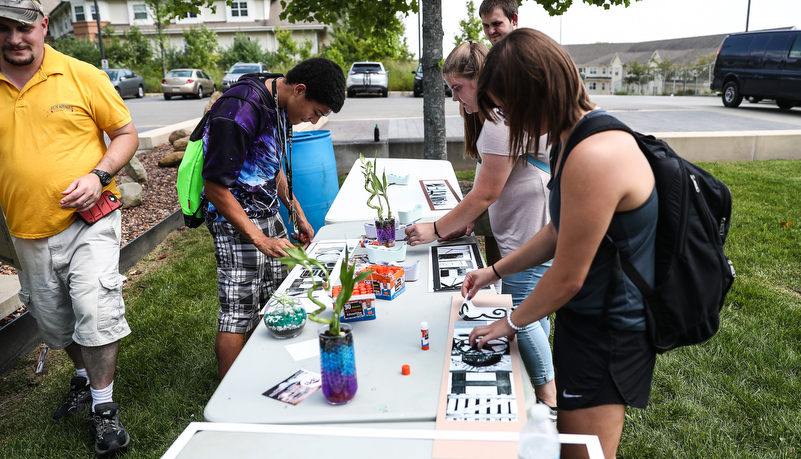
left=278, top=247, right=374, bottom=405
left=360, top=153, right=395, bottom=247
left=263, top=292, right=306, bottom=339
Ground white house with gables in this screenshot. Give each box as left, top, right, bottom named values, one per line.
left=563, top=32, right=732, bottom=95
left=44, top=0, right=330, bottom=56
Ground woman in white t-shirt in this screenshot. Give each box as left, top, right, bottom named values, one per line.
left=405, top=41, right=556, bottom=411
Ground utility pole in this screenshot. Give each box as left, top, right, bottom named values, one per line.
left=93, top=0, right=105, bottom=63
left=418, top=5, right=422, bottom=59
left=745, top=0, right=751, bottom=31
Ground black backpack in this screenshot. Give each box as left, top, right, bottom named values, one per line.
left=563, top=113, right=736, bottom=353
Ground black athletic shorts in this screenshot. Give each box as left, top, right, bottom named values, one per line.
left=554, top=307, right=656, bottom=410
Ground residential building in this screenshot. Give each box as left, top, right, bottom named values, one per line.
left=45, top=1, right=330, bottom=56
left=564, top=32, right=732, bottom=95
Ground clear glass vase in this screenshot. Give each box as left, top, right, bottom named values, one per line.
left=263, top=302, right=306, bottom=339
left=375, top=217, right=396, bottom=247
left=318, top=323, right=358, bottom=405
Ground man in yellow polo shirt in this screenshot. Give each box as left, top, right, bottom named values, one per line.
left=0, top=1, right=138, bottom=455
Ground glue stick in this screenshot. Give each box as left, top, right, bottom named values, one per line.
left=421, top=322, right=429, bottom=350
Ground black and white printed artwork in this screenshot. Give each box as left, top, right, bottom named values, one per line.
left=429, top=243, right=493, bottom=293
left=446, top=321, right=518, bottom=421
left=420, top=179, right=461, bottom=210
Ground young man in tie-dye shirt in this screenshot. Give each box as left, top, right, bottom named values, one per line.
left=201, top=58, right=346, bottom=379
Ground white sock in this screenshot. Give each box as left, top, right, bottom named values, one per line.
left=91, top=381, right=114, bottom=412
left=76, top=368, right=90, bottom=385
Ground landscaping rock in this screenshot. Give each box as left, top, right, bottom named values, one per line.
left=172, top=136, right=189, bottom=151
left=169, top=129, right=192, bottom=145
left=205, top=91, right=222, bottom=114
left=123, top=155, right=148, bottom=185
left=158, top=151, right=184, bottom=168
left=118, top=182, right=143, bottom=208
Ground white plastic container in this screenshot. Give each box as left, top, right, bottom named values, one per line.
left=518, top=404, right=560, bottom=459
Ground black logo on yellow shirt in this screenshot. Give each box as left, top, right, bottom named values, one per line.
left=47, top=104, right=74, bottom=116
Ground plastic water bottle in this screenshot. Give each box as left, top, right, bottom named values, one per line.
left=518, top=404, right=560, bottom=459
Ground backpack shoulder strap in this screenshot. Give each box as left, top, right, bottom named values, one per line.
left=190, top=93, right=267, bottom=143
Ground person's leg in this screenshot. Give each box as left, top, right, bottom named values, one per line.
left=502, top=262, right=557, bottom=407
left=81, top=341, right=119, bottom=390
left=557, top=404, right=626, bottom=459
left=216, top=332, right=246, bottom=380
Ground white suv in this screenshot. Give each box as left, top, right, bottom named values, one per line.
left=222, top=62, right=269, bottom=92
left=347, top=62, right=389, bottom=98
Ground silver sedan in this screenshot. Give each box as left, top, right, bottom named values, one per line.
left=161, top=69, right=216, bottom=100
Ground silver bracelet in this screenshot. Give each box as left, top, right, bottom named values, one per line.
left=506, top=311, right=524, bottom=331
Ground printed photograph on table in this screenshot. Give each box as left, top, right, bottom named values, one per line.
left=446, top=321, right=518, bottom=421
left=262, top=240, right=353, bottom=312
left=420, top=179, right=461, bottom=211
left=429, top=243, right=493, bottom=293
left=263, top=369, right=321, bottom=405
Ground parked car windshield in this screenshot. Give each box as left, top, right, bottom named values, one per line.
left=103, top=70, right=119, bottom=80
left=167, top=70, right=193, bottom=78
left=352, top=64, right=383, bottom=73
left=230, top=65, right=261, bottom=73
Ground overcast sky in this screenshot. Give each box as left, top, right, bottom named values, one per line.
left=402, top=0, right=801, bottom=58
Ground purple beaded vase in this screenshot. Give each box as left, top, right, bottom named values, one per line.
left=318, top=323, right=358, bottom=405
left=375, top=217, right=396, bottom=247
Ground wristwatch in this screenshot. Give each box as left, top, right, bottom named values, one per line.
left=90, top=169, right=113, bottom=187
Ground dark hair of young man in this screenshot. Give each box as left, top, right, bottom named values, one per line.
left=285, top=57, right=347, bottom=113
left=478, top=0, right=518, bottom=21
left=476, top=29, right=595, bottom=159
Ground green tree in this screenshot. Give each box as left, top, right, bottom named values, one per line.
left=218, top=33, right=267, bottom=71
left=141, top=0, right=220, bottom=77
left=453, top=1, right=489, bottom=48
left=625, top=60, right=652, bottom=94
left=104, top=25, right=155, bottom=71
left=182, top=25, right=219, bottom=71
left=50, top=36, right=100, bottom=66
left=321, top=15, right=412, bottom=64
left=267, top=28, right=313, bottom=71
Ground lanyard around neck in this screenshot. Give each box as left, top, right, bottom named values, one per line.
left=273, top=78, right=296, bottom=232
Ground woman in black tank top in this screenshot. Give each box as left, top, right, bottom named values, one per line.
left=460, top=29, right=658, bottom=459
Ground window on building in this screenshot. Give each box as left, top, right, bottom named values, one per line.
left=589, top=82, right=596, bottom=90
left=602, top=83, right=606, bottom=90
left=133, top=4, right=147, bottom=20
left=184, top=11, right=198, bottom=18
left=602, top=67, right=606, bottom=74
left=615, top=69, right=619, bottom=76
left=589, top=67, right=597, bottom=74
left=91, top=5, right=98, bottom=20
left=75, top=5, right=85, bottom=21
left=231, top=2, right=249, bottom=17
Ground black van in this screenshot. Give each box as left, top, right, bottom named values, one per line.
left=711, top=29, right=801, bottom=109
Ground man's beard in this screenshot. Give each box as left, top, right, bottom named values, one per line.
left=2, top=47, right=35, bottom=66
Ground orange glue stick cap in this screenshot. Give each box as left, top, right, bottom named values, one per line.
left=402, top=364, right=411, bottom=375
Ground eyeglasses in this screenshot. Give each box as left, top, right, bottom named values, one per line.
left=495, top=106, right=508, bottom=123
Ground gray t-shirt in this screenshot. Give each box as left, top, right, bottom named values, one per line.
left=477, top=120, right=551, bottom=257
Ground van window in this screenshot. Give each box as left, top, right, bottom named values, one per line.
left=763, top=33, right=793, bottom=70
left=720, top=34, right=754, bottom=68
left=790, top=35, right=801, bottom=59
left=746, top=34, right=770, bottom=68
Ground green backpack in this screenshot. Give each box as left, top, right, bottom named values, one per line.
left=176, top=93, right=263, bottom=228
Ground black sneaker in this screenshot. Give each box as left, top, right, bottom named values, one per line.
left=88, top=402, right=130, bottom=456
left=52, top=376, right=92, bottom=420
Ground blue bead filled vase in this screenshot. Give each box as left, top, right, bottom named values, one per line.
left=318, top=323, right=358, bottom=405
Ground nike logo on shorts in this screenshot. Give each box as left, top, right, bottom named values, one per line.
left=562, top=389, right=582, bottom=398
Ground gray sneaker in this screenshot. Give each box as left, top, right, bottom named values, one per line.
left=52, top=376, right=92, bottom=420
left=536, top=398, right=558, bottom=426
left=88, top=402, right=130, bottom=456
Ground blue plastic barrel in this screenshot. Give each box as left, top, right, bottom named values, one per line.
left=278, top=130, right=339, bottom=239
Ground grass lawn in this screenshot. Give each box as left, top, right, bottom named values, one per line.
left=0, top=160, right=799, bottom=458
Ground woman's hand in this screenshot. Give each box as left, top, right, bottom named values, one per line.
left=461, top=266, right=498, bottom=300
left=405, top=222, right=437, bottom=246
left=468, top=317, right=517, bottom=350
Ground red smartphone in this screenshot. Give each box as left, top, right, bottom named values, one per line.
left=77, top=190, right=122, bottom=225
